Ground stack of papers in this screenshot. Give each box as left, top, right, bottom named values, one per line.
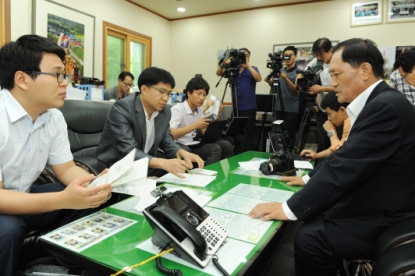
left=156, top=173, right=216, bottom=187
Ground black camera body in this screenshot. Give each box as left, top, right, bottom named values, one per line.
left=266, top=52, right=290, bottom=73
left=220, top=48, right=246, bottom=79
left=296, top=59, right=324, bottom=90
left=259, top=149, right=296, bottom=176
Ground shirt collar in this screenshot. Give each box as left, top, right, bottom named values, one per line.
left=3, top=89, right=50, bottom=124
left=347, top=80, right=382, bottom=129
left=184, top=100, right=200, bottom=114
left=286, top=65, right=298, bottom=72
left=142, top=103, right=159, bottom=121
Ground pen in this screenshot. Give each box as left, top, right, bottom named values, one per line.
left=177, top=156, right=192, bottom=174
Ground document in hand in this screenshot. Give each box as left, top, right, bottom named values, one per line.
left=89, top=148, right=148, bottom=187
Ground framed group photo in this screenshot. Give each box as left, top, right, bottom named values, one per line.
left=32, top=0, right=95, bottom=79
left=350, top=0, right=383, bottom=27
left=386, top=0, right=415, bottom=24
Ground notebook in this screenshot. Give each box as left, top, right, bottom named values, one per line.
left=222, top=117, right=249, bottom=137
left=186, top=120, right=228, bottom=146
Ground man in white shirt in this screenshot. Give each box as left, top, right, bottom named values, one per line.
left=0, top=35, right=112, bottom=275
left=170, top=77, right=233, bottom=165
left=249, top=38, right=415, bottom=276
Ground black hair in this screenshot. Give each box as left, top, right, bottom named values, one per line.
left=239, top=48, right=251, bottom=55
left=333, top=38, right=384, bottom=79
left=137, top=67, right=175, bottom=89
left=0, top=34, right=66, bottom=90
left=321, top=92, right=349, bottom=111
left=118, top=71, right=134, bottom=81
left=283, top=46, right=297, bottom=56
left=394, top=49, right=415, bottom=73
left=312, top=38, right=332, bottom=55
left=185, top=77, right=210, bottom=96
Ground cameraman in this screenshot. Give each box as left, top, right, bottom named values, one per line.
left=216, top=48, right=262, bottom=151
left=265, top=46, right=299, bottom=150
left=300, top=38, right=336, bottom=157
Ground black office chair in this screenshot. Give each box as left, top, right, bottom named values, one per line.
left=58, top=99, right=114, bottom=175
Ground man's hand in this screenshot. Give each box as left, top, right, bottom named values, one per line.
left=323, top=120, right=336, bottom=133
left=179, top=149, right=204, bottom=170
left=307, top=84, right=322, bottom=95
left=281, top=71, right=288, bottom=80
left=62, top=175, right=112, bottom=209
left=279, top=176, right=305, bottom=186
left=161, top=158, right=191, bottom=178
left=194, top=118, right=211, bottom=130
left=301, top=149, right=317, bottom=160
left=248, top=202, right=288, bottom=221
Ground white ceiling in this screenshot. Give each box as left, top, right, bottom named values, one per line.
left=127, top=0, right=327, bottom=20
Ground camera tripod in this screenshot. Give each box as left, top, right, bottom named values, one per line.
left=293, top=94, right=326, bottom=154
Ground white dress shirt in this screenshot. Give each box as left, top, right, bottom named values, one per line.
left=142, top=106, right=158, bottom=154
left=0, top=89, right=72, bottom=192
left=170, top=101, right=204, bottom=144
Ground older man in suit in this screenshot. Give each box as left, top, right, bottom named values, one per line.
left=249, top=38, right=415, bottom=275
left=103, top=71, right=134, bottom=101
left=96, top=67, right=203, bottom=177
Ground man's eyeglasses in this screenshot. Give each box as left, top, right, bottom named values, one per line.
left=149, top=86, right=172, bottom=97
left=402, top=72, right=409, bottom=80
left=25, top=71, right=71, bottom=83
left=122, top=81, right=134, bottom=87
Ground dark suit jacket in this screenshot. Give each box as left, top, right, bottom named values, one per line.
left=96, top=92, right=181, bottom=166
left=288, top=81, right=415, bottom=242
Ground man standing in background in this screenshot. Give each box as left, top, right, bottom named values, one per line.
left=216, top=48, right=262, bottom=151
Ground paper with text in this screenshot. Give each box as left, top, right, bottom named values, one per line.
left=156, top=173, right=215, bottom=187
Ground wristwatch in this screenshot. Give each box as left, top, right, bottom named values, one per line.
left=327, top=131, right=335, bottom=138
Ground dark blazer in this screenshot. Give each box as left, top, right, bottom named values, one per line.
left=288, top=81, right=415, bottom=241
left=96, top=92, right=181, bottom=166
left=104, top=86, right=118, bottom=101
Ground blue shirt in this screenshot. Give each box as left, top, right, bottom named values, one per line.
left=233, top=66, right=260, bottom=111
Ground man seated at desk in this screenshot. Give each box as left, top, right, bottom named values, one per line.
left=169, top=77, right=233, bottom=165
left=104, top=71, right=134, bottom=101
left=0, top=34, right=112, bottom=276
left=249, top=38, right=415, bottom=276
left=96, top=67, right=204, bottom=177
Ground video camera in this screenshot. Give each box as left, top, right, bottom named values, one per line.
left=296, top=59, right=324, bottom=90
left=266, top=52, right=290, bottom=73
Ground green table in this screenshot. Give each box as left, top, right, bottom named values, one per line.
left=40, top=151, right=300, bottom=275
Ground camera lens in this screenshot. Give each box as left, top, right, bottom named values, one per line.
left=259, top=162, right=272, bottom=175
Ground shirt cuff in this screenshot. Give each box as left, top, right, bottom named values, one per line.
left=282, top=202, right=298, bottom=221
left=302, top=174, right=310, bottom=184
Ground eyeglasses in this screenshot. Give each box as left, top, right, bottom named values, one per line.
left=25, top=71, right=71, bottom=83
left=122, top=81, right=134, bottom=87
left=149, top=86, right=172, bottom=97
left=402, top=72, right=409, bottom=80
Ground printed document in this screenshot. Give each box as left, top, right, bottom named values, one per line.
left=157, top=173, right=216, bottom=187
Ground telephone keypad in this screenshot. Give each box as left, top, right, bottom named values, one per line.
left=197, top=216, right=228, bottom=254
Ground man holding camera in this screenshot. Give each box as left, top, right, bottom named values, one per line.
left=302, top=38, right=336, bottom=156
left=265, top=46, right=299, bottom=150
left=216, top=48, right=262, bottom=151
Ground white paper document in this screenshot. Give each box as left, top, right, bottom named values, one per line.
left=156, top=173, right=216, bottom=187
left=238, top=160, right=264, bottom=171
left=136, top=238, right=254, bottom=275
left=204, top=207, right=273, bottom=244
left=294, top=160, right=313, bottom=169
left=89, top=149, right=149, bottom=193
left=205, top=95, right=220, bottom=117
left=227, top=183, right=294, bottom=202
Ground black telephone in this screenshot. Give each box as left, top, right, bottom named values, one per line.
left=143, top=190, right=228, bottom=268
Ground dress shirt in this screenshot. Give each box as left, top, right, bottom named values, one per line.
left=0, top=89, right=72, bottom=192
left=389, top=69, right=415, bottom=106
left=170, top=101, right=204, bottom=144
left=284, top=79, right=383, bottom=220
left=143, top=106, right=158, bottom=154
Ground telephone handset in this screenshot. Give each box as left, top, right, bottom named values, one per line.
left=143, top=190, right=228, bottom=268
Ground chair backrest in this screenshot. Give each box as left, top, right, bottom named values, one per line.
left=58, top=100, right=113, bottom=157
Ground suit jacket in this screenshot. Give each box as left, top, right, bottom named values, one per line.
left=288, top=81, right=415, bottom=241
left=95, top=92, right=181, bottom=166
left=104, top=86, right=118, bottom=101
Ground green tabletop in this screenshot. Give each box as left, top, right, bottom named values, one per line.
left=40, top=151, right=303, bottom=275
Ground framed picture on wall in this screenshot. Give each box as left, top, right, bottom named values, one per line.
left=32, top=0, right=95, bottom=78
left=386, top=0, right=415, bottom=24
left=350, top=0, right=383, bottom=27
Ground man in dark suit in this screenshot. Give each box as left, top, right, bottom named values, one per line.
left=96, top=67, right=204, bottom=177
left=103, top=71, right=134, bottom=101
left=249, top=38, right=415, bottom=275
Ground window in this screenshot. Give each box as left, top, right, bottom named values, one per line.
left=0, top=0, right=10, bottom=47
left=103, top=21, right=151, bottom=90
